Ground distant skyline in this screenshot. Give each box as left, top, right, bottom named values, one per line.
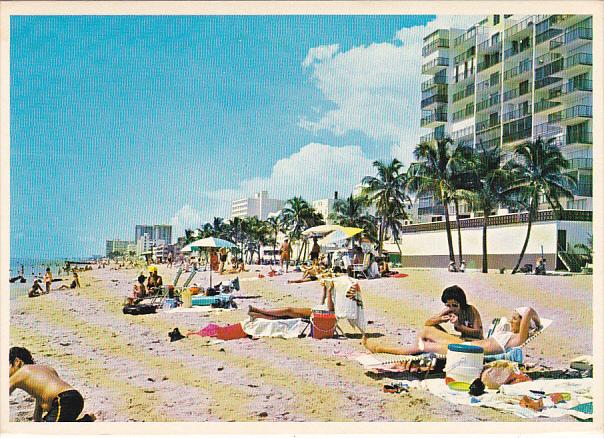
left=10, top=14, right=479, bottom=258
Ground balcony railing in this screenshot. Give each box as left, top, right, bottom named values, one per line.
left=565, top=52, right=592, bottom=69
left=575, top=183, right=592, bottom=197
left=452, top=85, right=475, bottom=103
left=550, top=26, right=592, bottom=49
left=534, top=100, right=561, bottom=113
left=422, top=57, right=449, bottom=74
left=422, top=38, right=450, bottom=56
left=421, top=94, right=448, bottom=108
left=422, top=84, right=448, bottom=99
left=533, top=121, right=563, bottom=138
left=504, top=59, right=532, bottom=80
left=475, top=94, right=500, bottom=112
left=476, top=118, right=500, bottom=133
left=476, top=77, right=499, bottom=92
left=566, top=132, right=593, bottom=145
left=477, top=55, right=502, bottom=72
left=503, top=127, right=532, bottom=144
left=502, top=107, right=532, bottom=122
left=503, top=86, right=530, bottom=102
left=535, top=76, right=562, bottom=90
left=567, top=158, right=593, bottom=171
left=505, top=16, right=535, bottom=39
left=421, top=111, right=447, bottom=126
left=477, top=39, right=502, bottom=53
left=549, top=79, right=592, bottom=99
left=451, top=105, right=475, bottom=122
left=450, top=126, right=474, bottom=141
left=536, top=27, right=563, bottom=45
left=454, top=27, right=477, bottom=47
left=548, top=105, right=592, bottom=123
left=503, top=44, right=531, bottom=60
left=421, top=75, right=448, bottom=91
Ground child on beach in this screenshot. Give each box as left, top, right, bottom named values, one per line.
left=9, top=347, right=95, bottom=422
left=28, top=279, right=44, bottom=298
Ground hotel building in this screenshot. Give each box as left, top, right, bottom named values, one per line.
left=396, top=14, right=593, bottom=270
left=230, top=190, right=284, bottom=220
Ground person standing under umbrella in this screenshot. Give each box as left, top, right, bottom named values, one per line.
left=310, top=237, right=321, bottom=262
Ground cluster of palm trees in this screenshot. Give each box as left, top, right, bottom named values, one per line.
left=185, top=136, right=576, bottom=274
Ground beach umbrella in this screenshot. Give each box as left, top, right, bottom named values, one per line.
left=186, top=237, right=236, bottom=287
left=302, top=224, right=343, bottom=237
left=318, top=227, right=363, bottom=246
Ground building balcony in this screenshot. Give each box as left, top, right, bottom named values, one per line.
left=565, top=132, right=593, bottom=147
left=421, top=111, right=447, bottom=128
left=564, top=52, right=592, bottom=75
left=505, top=16, right=535, bottom=39
left=536, top=27, right=564, bottom=45
left=503, top=44, right=532, bottom=60
left=534, top=99, right=561, bottom=115
left=419, top=131, right=446, bottom=144
left=451, top=106, right=475, bottom=122
left=477, top=57, right=501, bottom=73
left=452, top=85, right=475, bottom=103
left=476, top=136, right=501, bottom=149
left=476, top=77, right=499, bottom=93
left=503, top=59, right=532, bottom=82
left=503, top=128, right=532, bottom=146
left=549, top=79, right=592, bottom=103
left=476, top=119, right=500, bottom=134
left=574, top=182, right=592, bottom=197
left=476, top=95, right=501, bottom=112
left=421, top=75, right=448, bottom=92
left=503, top=87, right=530, bottom=103
left=548, top=105, right=592, bottom=125
left=421, top=93, right=448, bottom=109
left=550, top=26, right=592, bottom=51
left=567, top=157, right=592, bottom=171
left=502, top=107, right=532, bottom=123
left=422, top=57, right=449, bottom=74
left=454, top=27, right=477, bottom=48
left=533, top=122, right=563, bottom=139
left=535, top=75, right=563, bottom=90
left=422, top=38, right=450, bottom=57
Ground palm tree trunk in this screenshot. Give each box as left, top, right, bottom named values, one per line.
left=273, top=231, right=277, bottom=265
left=454, top=198, right=463, bottom=263
left=443, top=201, right=456, bottom=264
left=378, top=216, right=386, bottom=256
left=482, top=211, right=489, bottom=273
left=512, top=202, right=535, bottom=274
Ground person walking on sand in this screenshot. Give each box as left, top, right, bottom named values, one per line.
left=218, top=248, right=229, bottom=274
left=310, top=237, right=321, bottom=261
left=280, top=238, right=291, bottom=273
left=43, top=268, right=53, bottom=294
left=9, top=347, right=95, bottom=422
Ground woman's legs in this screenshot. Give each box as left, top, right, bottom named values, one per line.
left=248, top=305, right=311, bottom=319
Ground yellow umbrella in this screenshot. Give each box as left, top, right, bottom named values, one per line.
left=318, top=227, right=363, bottom=246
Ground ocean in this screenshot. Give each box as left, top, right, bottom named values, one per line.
left=9, top=257, right=73, bottom=300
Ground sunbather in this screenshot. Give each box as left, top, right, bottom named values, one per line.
left=248, top=277, right=336, bottom=319
left=147, top=266, right=163, bottom=291
left=125, top=273, right=147, bottom=305
left=56, top=271, right=80, bottom=290
left=287, top=259, right=323, bottom=283
left=28, top=279, right=44, bottom=298
left=9, top=347, right=95, bottom=422
left=363, top=306, right=541, bottom=356
left=425, top=285, right=483, bottom=340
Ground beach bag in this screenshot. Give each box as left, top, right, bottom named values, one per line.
left=310, top=312, right=337, bottom=339
left=216, top=323, right=247, bottom=340
left=122, top=304, right=156, bottom=315
left=481, top=360, right=517, bottom=389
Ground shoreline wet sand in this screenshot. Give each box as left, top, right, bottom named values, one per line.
left=9, top=265, right=592, bottom=422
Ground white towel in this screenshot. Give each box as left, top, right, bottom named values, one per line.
left=240, top=317, right=307, bottom=339
left=330, top=275, right=366, bottom=332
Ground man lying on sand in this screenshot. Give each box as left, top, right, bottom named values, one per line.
left=9, top=347, right=95, bottom=422
left=363, top=306, right=541, bottom=356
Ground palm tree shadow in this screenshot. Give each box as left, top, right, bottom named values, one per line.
left=343, top=332, right=384, bottom=340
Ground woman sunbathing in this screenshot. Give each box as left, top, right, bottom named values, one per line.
left=248, top=279, right=335, bottom=319
left=287, top=260, right=323, bottom=284
left=363, top=306, right=541, bottom=356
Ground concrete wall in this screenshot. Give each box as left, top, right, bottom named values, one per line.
left=396, top=220, right=591, bottom=270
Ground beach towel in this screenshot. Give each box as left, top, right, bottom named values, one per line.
left=391, top=273, right=409, bottom=278
left=241, top=317, right=307, bottom=339
left=330, top=275, right=366, bottom=332
left=393, top=378, right=592, bottom=420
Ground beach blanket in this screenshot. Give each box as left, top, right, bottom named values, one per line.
left=395, top=378, right=592, bottom=420
left=390, top=273, right=409, bottom=278
left=191, top=293, right=233, bottom=307
left=241, top=317, right=307, bottom=339
left=330, top=275, right=366, bottom=332
left=164, top=306, right=235, bottom=314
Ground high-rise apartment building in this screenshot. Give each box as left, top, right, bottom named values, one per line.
left=231, top=191, right=285, bottom=220
left=420, top=14, right=592, bottom=220
left=135, top=224, right=172, bottom=245
left=105, top=239, right=132, bottom=257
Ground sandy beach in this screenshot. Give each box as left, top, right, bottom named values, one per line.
left=9, top=265, right=592, bottom=422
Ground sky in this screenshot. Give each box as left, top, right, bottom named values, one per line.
left=10, top=14, right=479, bottom=259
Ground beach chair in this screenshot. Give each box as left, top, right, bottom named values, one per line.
left=352, top=253, right=370, bottom=279
left=484, top=317, right=553, bottom=363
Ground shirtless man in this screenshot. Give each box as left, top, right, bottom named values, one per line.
left=9, top=347, right=94, bottom=422
left=279, top=239, right=291, bottom=273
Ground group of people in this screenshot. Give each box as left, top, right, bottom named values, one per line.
left=363, top=285, right=542, bottom=356
left=29, top=268, right=80, bottom=298
left=208, top=248, right=248, bottom=275
left=448, top=260, right=467, bottom=273
left=125, top=266, right=164, bottom=305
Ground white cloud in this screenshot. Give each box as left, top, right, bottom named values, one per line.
left=205, top=142, right=375, bottom=204
left=170, top=204, right=205, bottom=237
left=301, top=16, right=481, bottom=166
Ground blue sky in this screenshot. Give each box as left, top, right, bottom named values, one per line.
left=10, top=14, right=479, bottom=258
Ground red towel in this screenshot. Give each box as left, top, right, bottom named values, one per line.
left=391, top=273, right=409, bottom=278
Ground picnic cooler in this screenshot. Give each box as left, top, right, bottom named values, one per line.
left=445, top=344, right=484, bottom=384
left=191, top=293, right=233, bottom=307
left=310, top=311, right=337, bottom=339
left=181, top=289, right=193, bottom=308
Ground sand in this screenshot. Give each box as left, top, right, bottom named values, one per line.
left=9, top=265, right=592, bottom=422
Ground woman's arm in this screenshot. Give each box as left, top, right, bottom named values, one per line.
left=425, top=308, right=451, bottom=326
left=510, top=307, right=540, bottom=346
left=455, top=306, right=484, bottom=339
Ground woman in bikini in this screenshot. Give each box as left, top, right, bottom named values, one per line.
left=287, top=259, right=323, bottom=284
left=364, top=306, right=541, bottom=356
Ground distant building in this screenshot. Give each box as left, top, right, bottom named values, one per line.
left=231, top=190, right=284, bottom=220
left=136, top=233, right=165, bottom=256
left=312, top=192, right=338, bottom=224
left=105, top=239, right=132, bottom=257
left=135, top=224, right=172, bottom=245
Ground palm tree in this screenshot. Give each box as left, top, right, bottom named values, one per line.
left=464, top=141, right=511, bottom=273
left=281, top=197, right=322, bottom=263
left=362, top=159, right=409, bottom=256
left=505, top=137, right=576, bottom=274
left=407, top=138, right=458, bottom=265
left=330, top=193, right=376, bottom=247
left=384, top=201, right=411, bottom=258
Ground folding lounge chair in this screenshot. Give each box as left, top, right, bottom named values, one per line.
left=352, top=254, right=371, bottom=279
left=484, top=317, right=553, bottom=363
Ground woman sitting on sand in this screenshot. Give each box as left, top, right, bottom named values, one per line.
left=364, top=306, right=541, bottom=356
left=426, top=285, right=483, bottom=340
left=379, top=258, right=392, bottom=277
left=28, top=279, right=45, bottom=298
left=125, top=273, right=147, bottom=305
left=287, top=259, right=324, bottom=284
left=56, top=271, right=80, bottom=290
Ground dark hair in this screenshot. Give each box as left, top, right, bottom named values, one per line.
left=138, top=275, right=146, bottom=283
left=441, top=285, right=468, bottom=309
left=10, top=347, right=34, bottom=365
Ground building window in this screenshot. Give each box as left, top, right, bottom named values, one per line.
left=492, top=32, right=500, bottom=45
left=494, top=15, right=500, bottom=25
